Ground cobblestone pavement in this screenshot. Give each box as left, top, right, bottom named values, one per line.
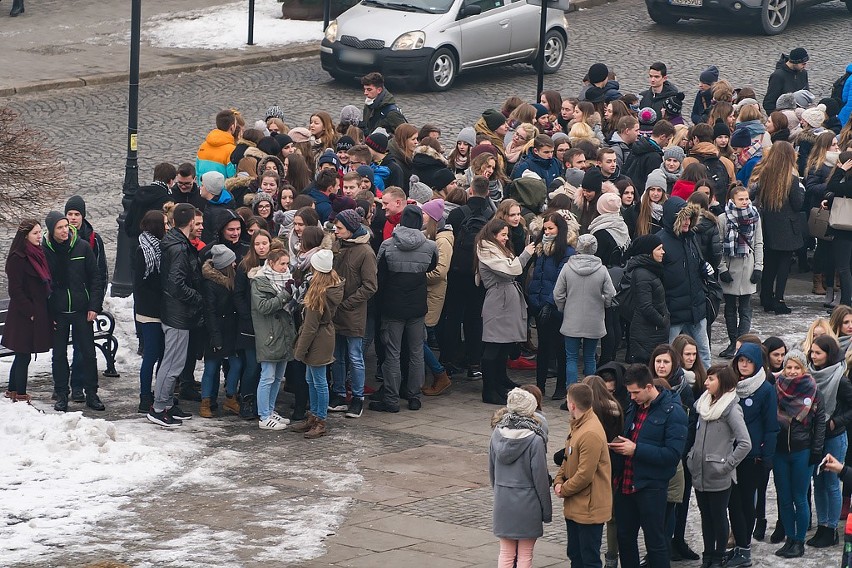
left=2, top=0, right=852, bottom=565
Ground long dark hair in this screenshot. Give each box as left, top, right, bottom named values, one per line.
left=649, top=343, right=682, bottom=381
left=534, top=212, right=570, bottom=260
left=811, top=334, right=842, bottom=369
left=140, top=210, right=167, bottom=240
left=474, top=218, right=513, bottom=273
left=8, top=218, right=41, bottom=260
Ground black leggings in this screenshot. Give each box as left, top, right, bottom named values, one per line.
left=535, top=313, right=565, bottom=394
left=729, top=457, right=760, bottom=548
left=761, top=249, right=793, bottom=304
left=833, top=238, right=852, bottom=306
left=8, top=353, right=31, bottom=395
left=696, top=487, right=733, bottom=559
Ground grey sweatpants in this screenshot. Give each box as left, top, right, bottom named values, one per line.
left=380, top=316, right=425, bottom=407
left=153, top=325, right=190, bottom=412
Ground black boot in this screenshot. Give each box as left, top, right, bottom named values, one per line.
left=481, top=360, right=507, bottom=405
left=10, top=0, right=23, bottom=16
left=673, top=538, right=699, bottom=560
left=783, top=540, right=804, bottom=558
left=775, top=537, right=794, bottom=557
left=769, top=520, right=785, bottom=544
left=753, top=518, right=767, bottom=541
left=719, top=343, right=737, bottom=359
left=86, top=391, right=105, bottom=411
left=239, top=394, right=256, bottom=420
left=54, top=392, right=68, bottom=412
left=138, top=392, right=154, bottom=414
left=774, top=300, right=792, bottom=315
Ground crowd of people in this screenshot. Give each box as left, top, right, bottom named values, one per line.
left=4, top=48, right=852, bottom=565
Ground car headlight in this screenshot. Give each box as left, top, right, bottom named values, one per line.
left=391, top=31, right=425, bottom=50
left=324, top=20, right=338, bottom=42
left=562, top=14, right=569, bottom=29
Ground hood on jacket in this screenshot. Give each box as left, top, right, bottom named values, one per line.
left=688, top=142, right=720, bottom=159
left=603, top=80, right=622, bottom=101
left=645, top=81, right=681, bottom=104
left=256, top=155, right=285, bottom=177
left=242, top=146, right=267, bottom=162
left=412, top=144, right=449, bottom=166
left=208, top=188, right=234, bottom=206
left=626, top=253, right=664, bottom=277
left=392, top=226, right=428, bottom=251
left=200, top=129, right=236, bottom=153
left=201, top=259, right=233, bottom=287
left=566, top=253, right=604, bottom=276
left=212, top=208, right=248, bottom=244
left=662, top=197, right=700, bottom=237
left=135, top=182, right=173, bottom=208
left=775, top=53, right=803, bottom=75
left=630, top=136, right=661, bottom=158
left=225, top=175, right=252, bottom=192
left=492, top=427, right=536, bottom=464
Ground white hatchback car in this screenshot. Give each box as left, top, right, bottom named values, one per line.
left=321, top=0, right=569, bottom=91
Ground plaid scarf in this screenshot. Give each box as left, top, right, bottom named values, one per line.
left=138, top=231, right=161, bottom=279
left=496, top=412, right=546, bottom=442
left=776, top=373, right=818, bottom=427
left=723, top=200, right=759, bottom=258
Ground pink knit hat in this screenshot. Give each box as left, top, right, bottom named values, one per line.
left=421, top=199, right=445, bottom=222
left=597, top=192, right=621, bottom=215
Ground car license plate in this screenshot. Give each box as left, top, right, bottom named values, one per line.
left=670, top=0, right=702, bottom=6
left=339, top=50, right=375, bottom=65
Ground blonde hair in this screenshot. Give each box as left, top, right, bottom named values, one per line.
left=802, top=317, right=837, bottom=355
left=737, top=105, right=763, bottom=123
left=512, top=123, right=538, bottom=154
left=568, top=121, right=595, bottom=142
left=303, top=269, right=341, bottom=315
left=667, top=124, right=690, bottom=150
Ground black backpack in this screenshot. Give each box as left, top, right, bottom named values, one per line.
left=699, top=156, right=731, bottom=203
left=831, top=71, right=852, bottom=105
left=450, top=205, right=490, bottom=274
left=610, top=266, right=634, bottom=320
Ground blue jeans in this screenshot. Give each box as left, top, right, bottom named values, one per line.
left=424, top=341, right=444, bottom=374
left=239, top=347, right=260, bottom=399
left=257, top=361, right=286, bottom=421
left=774, top=449, right=813, bottom=540
left=815, top=433, right=848, bottom=529
left=138, top=322, right=164, bottom=396
left=566, top=519, right=603, bottom=568
left=201, top=355, right=243, bottom=399
left=306, top=364, right=329, bottom=420
left=564, top=337, right=598, bottom=386
left=669, top=319, right=711, bottom=370
left=332, top=334, right=365, bottom=398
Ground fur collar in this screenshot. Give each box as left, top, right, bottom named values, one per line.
left=243, top=146, right=267, bottom=161
left=202, top=259, right=234, bottom=287
left=225, top=175, right=252, bottom=191
left=412, top=144, right=449, bottom=165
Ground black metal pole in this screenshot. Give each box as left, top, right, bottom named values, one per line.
left=536, top=0, right=547, bottom=99
left=111, top=0, right=141, bottom=298
left=323, top=0, right=331, bottom=32
left=248, top=0, right=255, bottom=45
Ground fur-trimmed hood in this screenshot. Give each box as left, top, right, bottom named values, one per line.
left=225, top=174, right=252, bottom=191
left=242, top=146, right=267, bottom=162
left=256, top=155, right=285, bottom=177
left=412, top=144, right=449, bottom=166
left=202, top=259, right=235, bottom=287
left=662, top=197, right=701, bottom=238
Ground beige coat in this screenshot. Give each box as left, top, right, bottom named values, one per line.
left=554, top=409, right=612, bottom=524
left=426, top=229, right=453, bottom=327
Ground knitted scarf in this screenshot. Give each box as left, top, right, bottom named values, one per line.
left=839, top=334, right=852, bottom=356
left=651, top=202, right=663, bottom=222
left=723, top=200, right=759, bottom=258
left=588, top=213, right=631, bottom=251
left=496, top=411, right=546, bottom=442
left=24, top=241, right=52, bottom=293
left=138, top=231, right=161, bottom=279
left=260, top=262, right=291, bottom=294
left=477, top=240, right=524, bottom=277
left=695, top=389, right=738, bottom=422
left=776, top=372, right=818, bottom=427
left=736, top=367, right=766, bottom=399
left=809, top=359, right=847, bottom=418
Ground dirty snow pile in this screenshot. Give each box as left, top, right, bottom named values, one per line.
left=144, top=0, right=323, bottom=50
left=0, top=400, right=198, bottom=564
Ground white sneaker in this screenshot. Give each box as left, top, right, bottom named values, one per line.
left=271, top=412, right=290, bottom=425
left=259, top=417, right=287, bottom=430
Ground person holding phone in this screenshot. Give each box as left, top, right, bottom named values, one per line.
left=823, top=152, right=852, bottom=306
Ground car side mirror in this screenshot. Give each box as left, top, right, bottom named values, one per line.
left=458, top=4, right=482, bottom=18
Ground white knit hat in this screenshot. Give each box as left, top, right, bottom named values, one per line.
left=801, top=104, right=826, bottom=129
left=506, top=388, right=537, bottom=417
left=310, top=249, right=333, bottom=273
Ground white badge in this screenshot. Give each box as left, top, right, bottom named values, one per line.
left=804, top=397, right=813, bottom=406
left=630, top=423, right=635, bottom=431
left=745, top=398, right=753, bottom=407
left=568, top=447, right=573, bottom=455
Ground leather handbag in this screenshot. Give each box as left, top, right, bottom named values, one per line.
left=809, top=207, right=833, bottom=240
left=829, top=197, right=852, bottom=231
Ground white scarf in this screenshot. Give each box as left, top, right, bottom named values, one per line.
left=736, top=367, right=766, bottom=399
left=695, top=389, right=738, bottom=422
left=260, top=262, right=291, bottom=293
left=477, top=240, right=525, bottom=276
left=587, top=212, right=630, bottom=250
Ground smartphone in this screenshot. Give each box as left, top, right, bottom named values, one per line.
left=819, top=455, right=829, bottom=472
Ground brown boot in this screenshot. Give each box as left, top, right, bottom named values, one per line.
left=12, top=392, right=31, bottom=404
left=223, top=394, right=240, bottom=415
left=421, top=371, right=452, bottom=396
left=290, top=412, right=316, bottom=433
left=304, top=418, right=327, bottom=439
left=4, top=390, right=16, bottom=399
left=199, top=398, right=214, bottom=418
left=813, top=273, right=826, bottom=295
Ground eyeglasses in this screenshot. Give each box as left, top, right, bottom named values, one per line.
left=176, top=181, right=193, bottom=187
left=257, top=204, right=271, bottom=210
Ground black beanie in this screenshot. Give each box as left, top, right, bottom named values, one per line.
left=45, top=210, right=65, bottom=236
left=788, top=47, right=809, bottom=64
left=64, top=195, right=86, bottom=217
left=257, top=136, right=281, bottom=156
left=630, top=234, right=663, bottom=257
left=587, top=63, right=609, bottom=85
left=400, top=204, right=423, bottom=230
left=820, top=97, right=841, bottom=118
left=582, top=169, right=604, bottom=193
left=713, top=119, right=731, bottom=139
left=431, top=168, right=456, bottom=191
left=482, top=109, right=507, bottom=132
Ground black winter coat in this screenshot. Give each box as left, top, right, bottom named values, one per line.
left=658, top=198, right=706, bottom=326
left=625, top=254, right=669, bottom=364
left=132, top=244, right=162, bottom=320
left=693, top=212, right=722, bottom=270
left=827, top=376, right=852, bottom=439
left=160, top=228, right=204, bottom=330
left=201, top=260, right=238, bottom=358
left=624, top=137, right=664, bottom=197
left=200, top=209, right=251, bottom=264
left=592, top=229, right=626, bottom=268
left=777, top=386, right=825, bottom=464
left=750, top=176, right=806, bottom=251
left=805, top=163, right=833, bottom=209
left=638, top=81, right=682, bottom=126
left=43, top=232, right=104, bottom=315
left=233, top=265, right=257, bottom=351
left=170, top=183, right=208, bottom=211
left=411, top=145, right=449, bottom=191
left=126, top=182, right=173, bottom=238
left=763, top=54, right=809, bottom=112
left=1, top=251, right=52, bottom=354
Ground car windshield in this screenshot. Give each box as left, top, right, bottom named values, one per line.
left=361, top=0, right=455, bottom=13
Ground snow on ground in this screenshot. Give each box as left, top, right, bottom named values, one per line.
left=143, top=0, right=323, bottom=50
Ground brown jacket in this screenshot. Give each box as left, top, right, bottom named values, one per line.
left=332, top=231, right=378, bottom=337
left=294, top=280, right=344, bottom=366
left=682, top=143, right=736, bottom=184
left=554, top=409, right=612, bottom=524
left=425, top=229, right=453, bottom=327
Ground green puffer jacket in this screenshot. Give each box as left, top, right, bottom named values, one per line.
left=250, top=268, right=296, bottom=363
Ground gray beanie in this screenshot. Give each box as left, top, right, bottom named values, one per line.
left=456, top=127, right=477, bottom=147
left=202, top=171, right=225, bottom=197
left=793, top=89, right=816, bottom=109
left=210, top=244, right=236, bottom=270
left=575, top=234, right=598, bottom=255
left=775, top=93, right=797, bottom=111
left=408, top=175, right=434, bottom=205
left=663, top=146, right=685, bottom=163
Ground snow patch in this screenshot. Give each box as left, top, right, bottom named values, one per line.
left=143, top=0, right=323, bottom=50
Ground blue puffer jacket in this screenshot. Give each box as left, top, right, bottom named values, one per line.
left=527, top=244, right=575, bottom=313
left=734, top=349, right=779, bottom=465
left=839, top=63, right=852, bottom=126
left=658, top=198, right=707, bottom=326
left=613, top=388, right=688, bottom=492
left=511, top=151, right=563, bottom=188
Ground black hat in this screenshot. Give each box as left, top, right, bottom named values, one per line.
left=582, top=169, right=603, bottom=193
left=273, top=133, right=293, bottom=147
left=699, top=66, right=719, bottom=85
left=588, top=63, right=609, bottom=85
left=64, top=195, right=86, bottom=217
left=365, top=132, right=389, bottom=154
left=45, top=210, right=65, bottom=236
left=820, top=97, right=841, bottom=118
left=257, top=136, right=281, bottom=156
left=662, top=92, right=686, bottom=117
left=729, top=127, right=752, bottom=149
left=431, top=168, right=456, bottom=191
left=482, top=109, right=507, bottom=132
left=788, top=47, right=809, bottom=64
left=400, top=204, right=423, bottom=230
left=336, top=135, right=356, bottom=152
left=584, top=86, right=606, bottom=104
left=713, top=119, right=731, bottom=139
left=630, top=234, right=663, bottom=257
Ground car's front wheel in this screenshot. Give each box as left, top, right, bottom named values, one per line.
left=646, top=3, right=681, bottom=25
left=532, top=30, right=566, bottom=74
left=426, top=48, right=457, bottom=92
left=757, top=0, right=792, bottom=34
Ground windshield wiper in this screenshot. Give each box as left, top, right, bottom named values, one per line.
left=362, top=0, right=387, bottom=6
left=385, top=2, right=433, bottom=12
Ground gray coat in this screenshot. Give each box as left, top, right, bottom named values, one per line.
left=489, top=426, right=552, bottom=539
left=717, top=214, right=764, bottom=296
left=553, top=254, right=616, bottom=339
left=479, top=250, right=532, bottom=344
left=687, top=397, right=752, bottom=492
left=250, top=270, right=297, bottom=363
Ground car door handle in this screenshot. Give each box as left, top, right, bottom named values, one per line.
left=498, top=19, right=510, bottom=26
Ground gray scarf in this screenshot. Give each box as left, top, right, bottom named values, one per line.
left=737, top=367, right=766, bottom=399
left=587, top=212, right=630, bottom=250
left=809, top=359, right=847, bottom=419
left=496, top=412, right=546, bottom=442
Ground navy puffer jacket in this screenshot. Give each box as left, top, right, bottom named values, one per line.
left=527, top=244, right=575, bottom=313
left=658, top=198, right=707, bottom=326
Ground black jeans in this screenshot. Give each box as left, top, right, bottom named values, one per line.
left=616, top=487, right=669, bottom=568
left=566, top=519, right=604, bottom=568
left=481, top=342, right=514, bottom=397
left=761, top=249, right=792, bottom=304
left=755, top=463, right=771, bottom=523
left=179, top=327, right=205, bottom=389
left=52, top=311, right=97, bottom=395
left=535, top=312, right=566, bottom=394
left=833, top=238, right=852, bottom=306
left=815, top=239, right=835, bottom=286
left=696, top=486, right=733, bottom=559
left=286, top=359, right=309, bottom=419
left=723, top=294, right=753, bottom=343
left=674, top=458, right=693, bottom=542
left=599, top=306, right=621, bottom=366
left=728, top=457, right=761, bottom=548
left=9, top=353, right=31, bottom=395
left=441, top=271, right=484, bottom=367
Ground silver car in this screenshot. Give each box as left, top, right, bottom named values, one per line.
left=321, top=0, right=569, bottom=91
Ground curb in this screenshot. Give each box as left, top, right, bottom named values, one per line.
left=0, top=0, right=614, bottom=97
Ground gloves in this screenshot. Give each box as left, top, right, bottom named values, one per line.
left=750, top=269, right=762, bottom=284
left=553, top=448, right=566, bottom=467
left=703, top=262, right=715, bottom=278
left=720, top=271, right=734, bottom=284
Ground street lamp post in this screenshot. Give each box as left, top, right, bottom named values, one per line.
left=111, top=0, right=141, bottom=298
